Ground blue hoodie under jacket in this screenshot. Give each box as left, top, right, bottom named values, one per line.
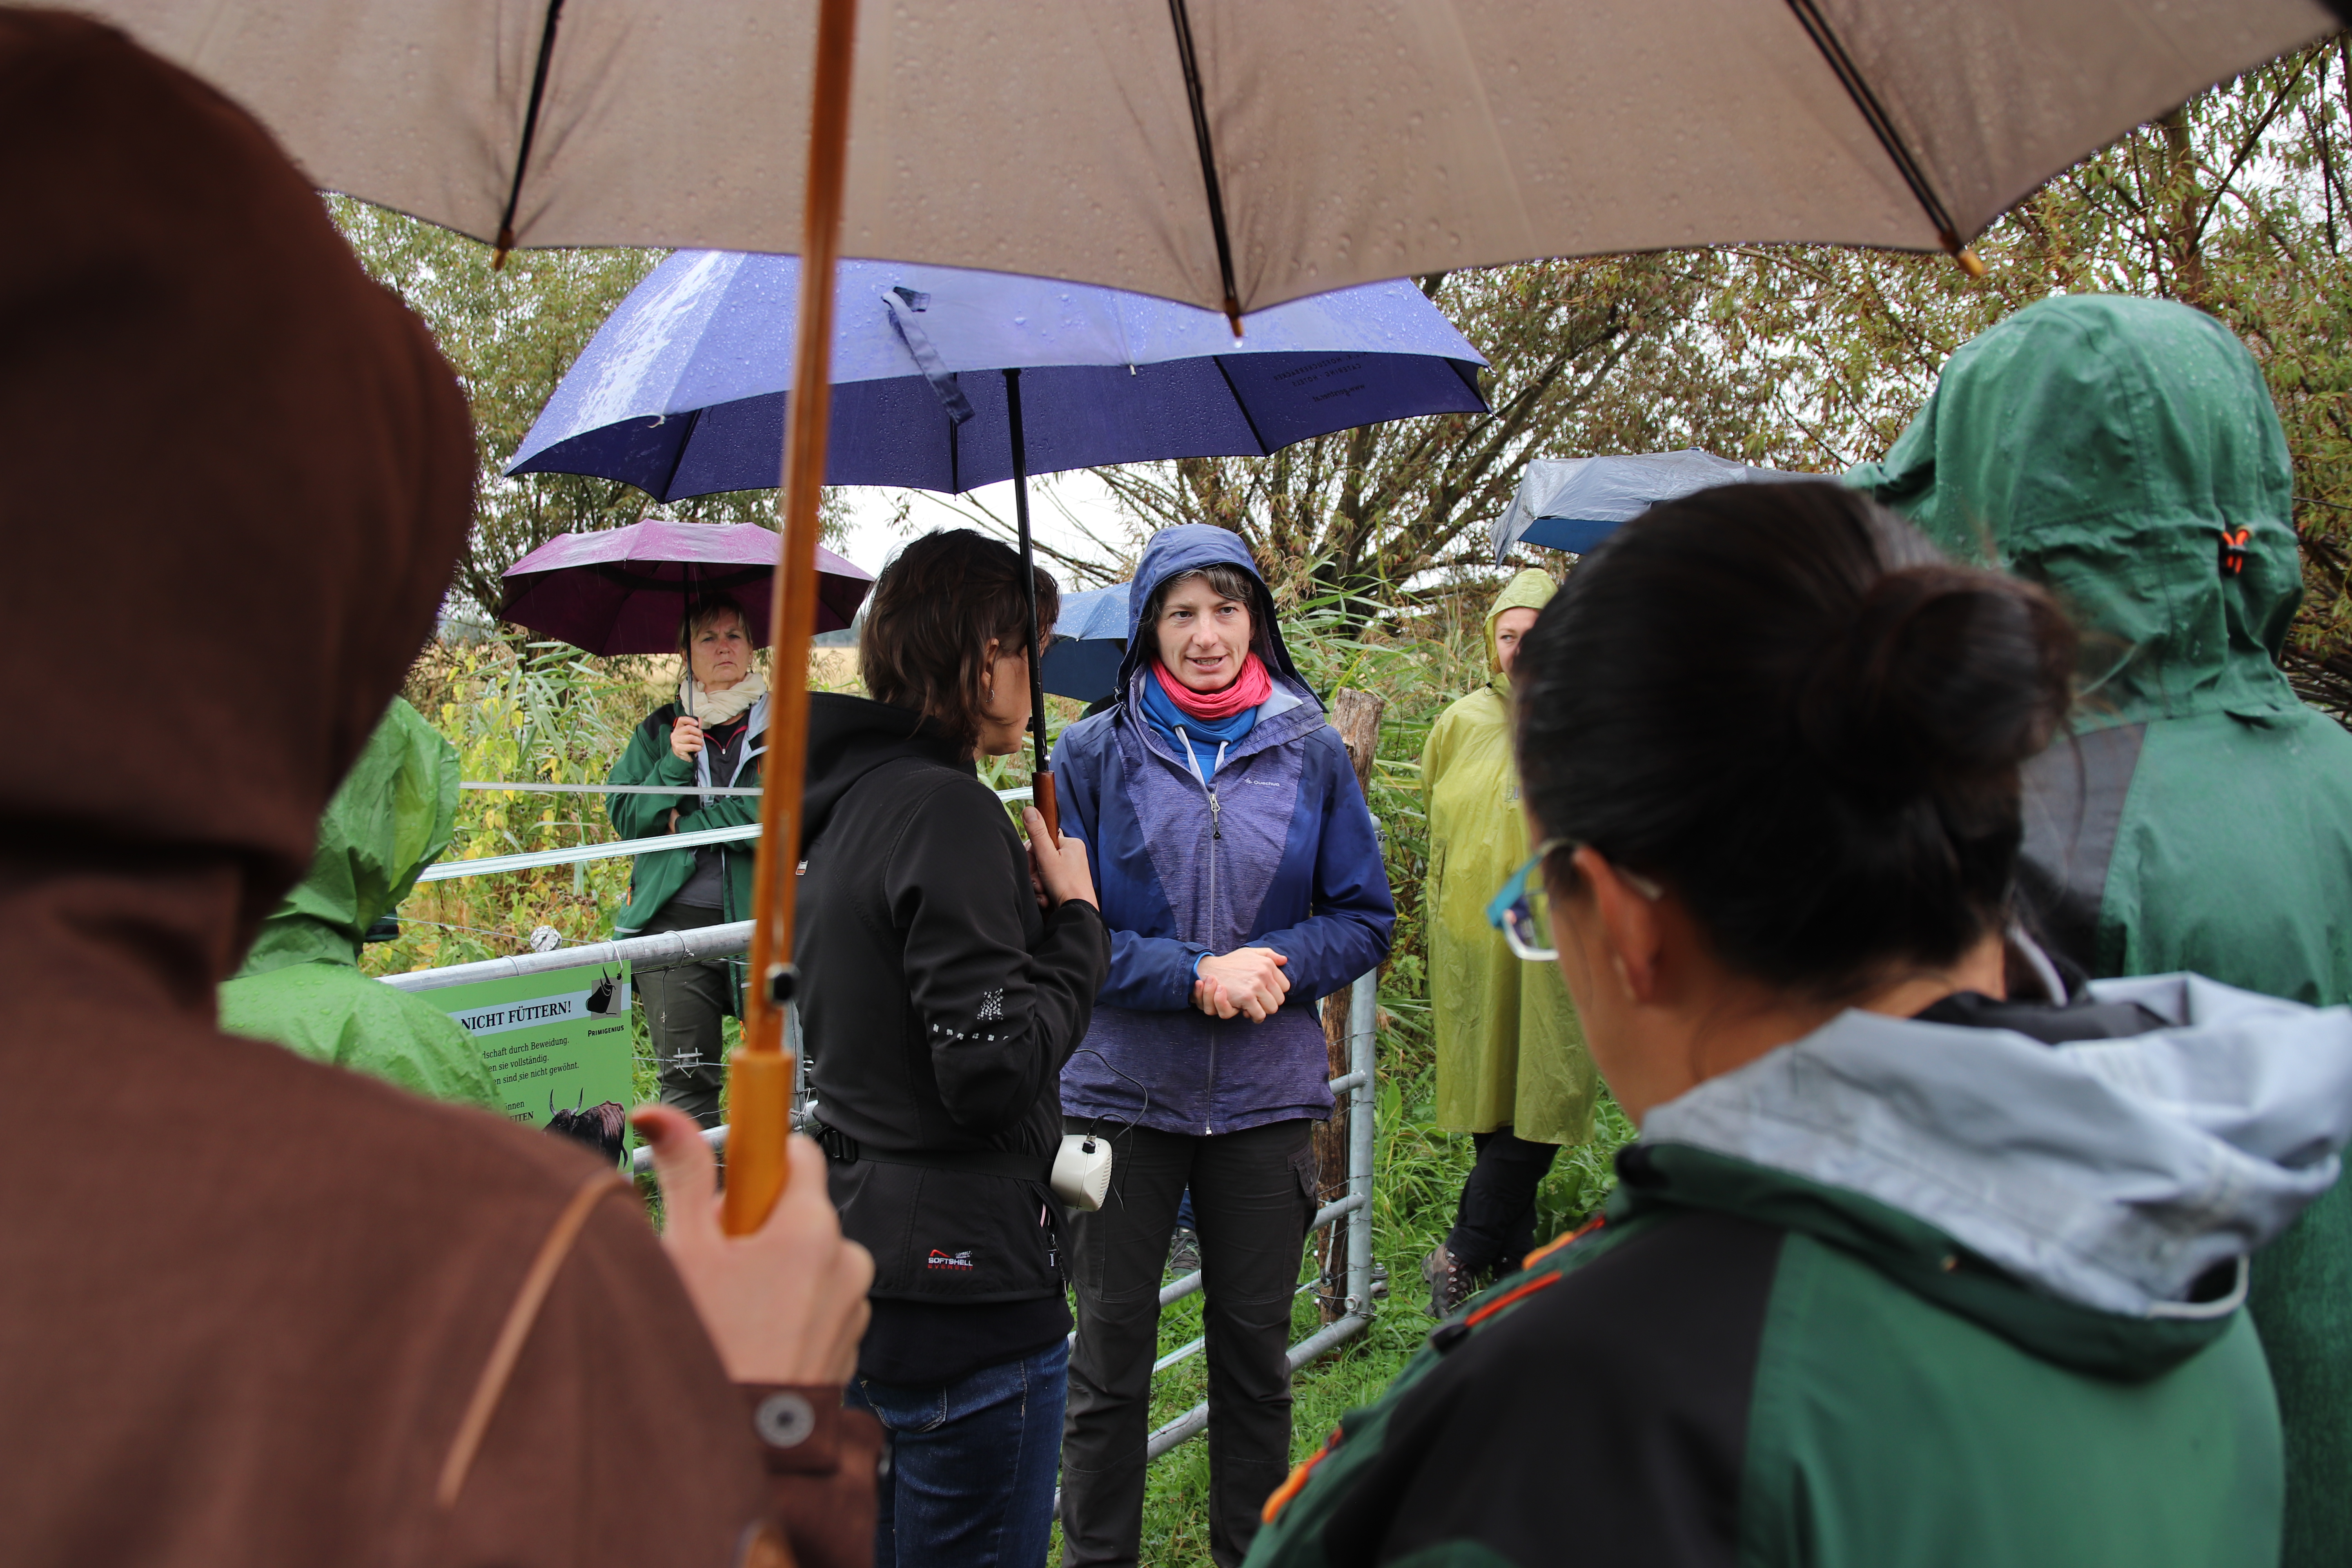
left=1051, top=526, right=1396, bottom=1136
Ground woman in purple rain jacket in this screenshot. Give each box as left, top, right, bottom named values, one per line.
left=1050, top=524, right=1394, bottom=1568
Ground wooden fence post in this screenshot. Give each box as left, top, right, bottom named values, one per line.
left=1317, top=687, right=1384, bottom=1320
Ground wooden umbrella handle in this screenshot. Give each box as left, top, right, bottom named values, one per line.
left=722, top=0, right=858, bottom=1238
left=1033, top=771, right=1060, bottom=842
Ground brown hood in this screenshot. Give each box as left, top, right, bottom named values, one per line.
left=0, top=26, right=822, bottom=1567
left=0, top=11, right=471, bottom=1016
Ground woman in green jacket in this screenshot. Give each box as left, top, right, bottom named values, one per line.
left=1417, top=568, right=1596, bottom=1314
left=606, top=593, right=768, bottom=1128
left=1247, top=480, right=2352, bottom=1568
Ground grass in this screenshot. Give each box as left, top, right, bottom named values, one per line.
left=1094, top=1020, right=1635, bottom=1567
left=385, top=597, right=1635, bottom=1566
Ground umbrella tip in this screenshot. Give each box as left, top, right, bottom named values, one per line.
left=492, top=224, right=515, bottom=271
left=1942, top=233, right=1987, bottom=279
left=1224, top=294, right=1243, bottom=341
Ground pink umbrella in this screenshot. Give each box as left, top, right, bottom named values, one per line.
left=498, top=519, right=872, bottom=655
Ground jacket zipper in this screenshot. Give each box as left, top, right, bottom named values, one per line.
left=1204, top=785, right=1219, bottom=1133
left=1175, top=722, right=1232, bottom=1137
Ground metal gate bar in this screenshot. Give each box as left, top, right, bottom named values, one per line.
left=380, top=891, right=1382, bottom=1476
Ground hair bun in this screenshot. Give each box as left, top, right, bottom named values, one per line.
left=1512, top=480, right=2078, bottom=998
left=1799, top=566, right=2074, bottom=809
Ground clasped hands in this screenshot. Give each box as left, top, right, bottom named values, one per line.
left=1192, top=946, right=1290, bottom=1021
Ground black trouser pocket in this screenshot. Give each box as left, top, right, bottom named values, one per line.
left=1289, top=1140, right=1321, bottom=1230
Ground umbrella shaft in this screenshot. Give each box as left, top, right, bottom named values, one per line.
left=1005, top=368, right=1058, bottom=840
left=728, top=0, right=859, bottom=1238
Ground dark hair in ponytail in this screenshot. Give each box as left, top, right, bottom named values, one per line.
left=1514, top=481, right=2075, bottom=1001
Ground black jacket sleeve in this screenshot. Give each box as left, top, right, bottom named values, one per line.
left=880, top=778, right=1109, bottom=1135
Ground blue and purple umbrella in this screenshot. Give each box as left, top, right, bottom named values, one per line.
left=509, top=252, right=1488, bottom=786
left=507, top=254, right=1487, bottom=499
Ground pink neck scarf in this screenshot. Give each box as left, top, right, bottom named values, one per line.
left=1151, top=653, right=1272, bottom=720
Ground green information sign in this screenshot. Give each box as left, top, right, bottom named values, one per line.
left=422, top=964, right=637, bottom=1141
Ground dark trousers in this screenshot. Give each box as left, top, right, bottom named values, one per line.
left=1446, top=1126, right=1560, bottom=1275
left=633, top=901, right=732, bottom=1129
left=1061, top=1117, right=1318, bottom=1568
left=849, top=1338, right=1068, bottom=1568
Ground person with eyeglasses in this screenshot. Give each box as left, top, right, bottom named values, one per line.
left=1244, top=480, right=2352, bottom=1568
left=1415, top=568, right=1598, bottom=1317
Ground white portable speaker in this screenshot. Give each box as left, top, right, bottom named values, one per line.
left=1051, top=1132, right=1114, bottom=1211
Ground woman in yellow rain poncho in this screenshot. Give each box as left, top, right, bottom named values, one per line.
left=1417, top=568, right=1596, bottom=1315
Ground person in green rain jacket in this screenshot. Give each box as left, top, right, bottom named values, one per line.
left=605, top=595, right=768, bottom=1128
left=219, top=698, right=497, bottom=1110
left=1416, top=568, right=1596, bottom=1315
left=1851, top=292, right=2352, bottom=1568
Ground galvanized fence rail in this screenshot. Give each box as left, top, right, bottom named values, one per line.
left=379, top=792, right=1381, bottom=1467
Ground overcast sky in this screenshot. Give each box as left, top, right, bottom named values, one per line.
left=832, top=470, right=1139, bottom=590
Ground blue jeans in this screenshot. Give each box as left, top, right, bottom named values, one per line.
left=848, top=1337, right=1068, bottom=1568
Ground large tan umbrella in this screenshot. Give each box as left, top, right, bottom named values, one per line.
left=76, top=0, right=2337, bottom=316
left=63, top=0, right=2339, bottom=1230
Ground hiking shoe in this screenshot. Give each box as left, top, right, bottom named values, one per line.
left=1168, top=1225, right=1203, bottom=1278
left=1421, top=1242, right=1479, bottom=1318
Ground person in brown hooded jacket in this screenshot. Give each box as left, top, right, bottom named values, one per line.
left=0, top=13, right=874, bottom=1567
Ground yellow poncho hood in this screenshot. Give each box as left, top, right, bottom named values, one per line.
left=1485, top=568, right=1557, bottom=690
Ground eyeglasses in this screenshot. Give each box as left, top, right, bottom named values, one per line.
left=1484, top=838, right=1662, bottom=962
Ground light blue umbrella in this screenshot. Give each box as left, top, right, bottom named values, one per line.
left=1041, top=583, right=1132, bottom=705
left=1492, top=450, right=1817, bottom=563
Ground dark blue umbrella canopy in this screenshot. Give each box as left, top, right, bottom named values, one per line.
left=507, top=253, right=1488, bottom=500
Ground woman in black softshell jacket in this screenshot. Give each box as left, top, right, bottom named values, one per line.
left=797, top=529, right=1109, bottom=1568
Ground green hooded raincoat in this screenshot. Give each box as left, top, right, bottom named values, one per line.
left=218, top=699, right=497, bottom=1110
left=1419, top=569, right=1595, bottom=1145
left=1852, top=292, right=2352, bottom=1568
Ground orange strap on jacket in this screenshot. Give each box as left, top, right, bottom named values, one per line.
left=1263, top=1427, right=1347, bottom=1525
left=1521, top=1211, right=1606, bottom=1272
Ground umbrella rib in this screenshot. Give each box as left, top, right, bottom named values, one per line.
left=658, top=405, right=705, bottom=501
left=1210, top=356, right=1271, bottom=454
left=1165, top=0, right=1245, bottom=333
left=493, top=0, right=568, bottom=268
left=1781, top=0, right=1965, bottom=256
